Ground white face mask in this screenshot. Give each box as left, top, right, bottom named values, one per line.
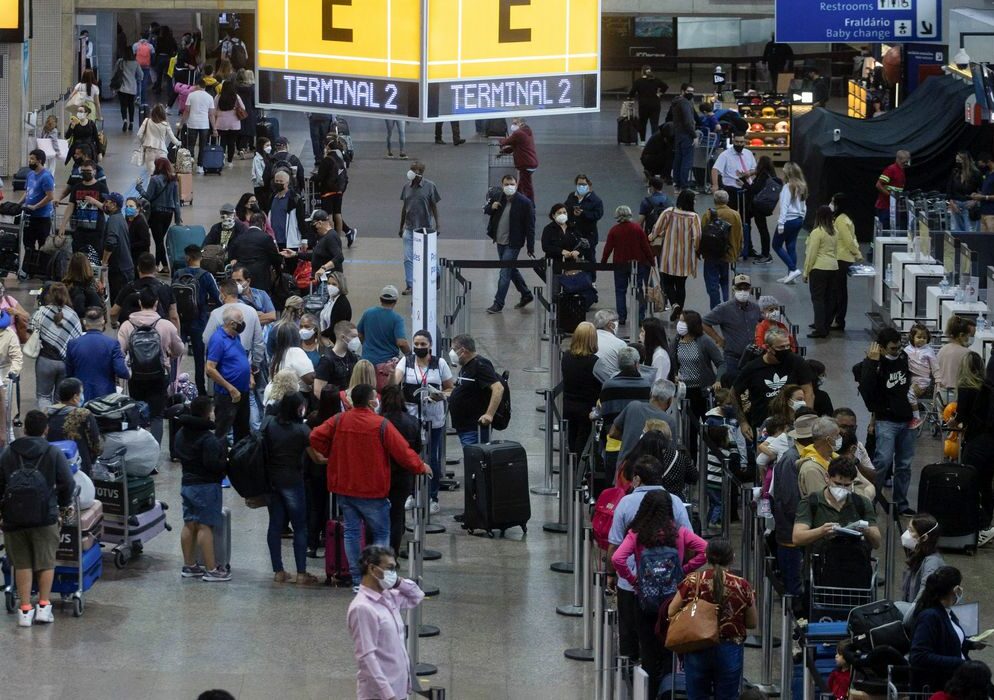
left=76, top=111, right=87, bottom=121
left=828, top=485, right=850, bottom=502
left=503, top=185, right=517, bottom=196
left=884, top=353, right=900, bottom=361
left=900, top=529, right=917, bottom=550
left=766, top=309, right=781, bottom=322
left=236, top=282, right=246, bottom=294
left=676, top=321, right=689, bottom=337
left=734, top=290, right=751, bottom=303
left=327, top=285, right=340, bottom=298
left=221, top=214, right=235, bottom=229
left=509, top=123, right=520, bottom=132
left=379, top=568, right=398, bottom=589
left=833, top=436, right=843, bottom=451
left=554, top=213, right=568, bottom=225
left=347, top=337, right=361, bottom=353
left=299, top=328, right=315, bottom=341
left=263, top=145, right=272, bottom=154
left=790, top=399, right=806, bottom=411
left=406, top=169, right=417, bottom=181
left=449, top=348, right=460, bottom=366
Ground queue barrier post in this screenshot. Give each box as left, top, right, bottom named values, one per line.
left=720, top=457, right=732, bottom=539
left=523, top=286, right=550, bottom=373
left=741, top=483, right=760, bottom=649
left=565, top=527, right=597, bottom=652
left=756, top=556, right=782, bottom=697
left=411, top=472, right=440, bottom=596
left=534, top=394, right=559, bottom=498
left=780, top=594, right=794, bottom=698
left=626, top=262, right=639, bottom=337
left=406, top=537, right=438, bottom=677
left=601, top=609, right=618, bottom=700
left=593, top=572, right=606, bottom=699
left=551, top=453, right=579, bottom=576
left=696, top=421, right=708, bottom=535
left=884, top=500, right=896, bottom=602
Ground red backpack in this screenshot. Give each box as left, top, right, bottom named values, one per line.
left=592, top=486, right=626, bottom=551
left=136, top=42, right=152, bottom=67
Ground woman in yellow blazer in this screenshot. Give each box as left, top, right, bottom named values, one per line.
left=830, top=192, right=862, bottom=331
left=802, top=205, right=838, bottom=338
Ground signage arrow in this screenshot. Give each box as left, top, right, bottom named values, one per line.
left=921, top=20, right=933, bottom=34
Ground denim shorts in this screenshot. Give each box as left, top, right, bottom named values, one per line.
left=181, top=483, right=223, bottom=528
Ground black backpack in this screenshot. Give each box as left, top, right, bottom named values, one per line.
left=228, top=416, right=273, bottom=499
left=699, top=210, right=732, bottom=261
left=752, top=177, right=783, bottom=217
left=128, top=319, right=164, bottom=381
left=491, top=370, right=512, bottom=431
left=1, top=451, right=52, bottom=528
left=229, top=41, right=248, bottom=70
left=642, top=199, right=668, bottom=236
left=172, top=270, right=205, bottom=324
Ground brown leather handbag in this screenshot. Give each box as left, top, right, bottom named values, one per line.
left=664, top=571, right=721, bottom=653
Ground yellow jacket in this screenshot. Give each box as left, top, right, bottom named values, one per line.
left=803, top=225, right=838, bottom=276
left=702, top=204, right=744, bottom=265
left=796, top=443, right=876, bottom=501
left=834, top=214, right=862, bottom=263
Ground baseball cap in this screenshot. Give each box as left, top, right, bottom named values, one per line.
left=220, top=203, right=235, bottom=214
left=733, top=274, right=751, bottom=288
left=788, top=414, right=818, bottom=440
left=380, top=285, right=399, bottom=302
left=274, top=136, right=289, bottom=147
left=106, top=192, right=125, bottom=209
left=305, top=209, right=329, bottom=222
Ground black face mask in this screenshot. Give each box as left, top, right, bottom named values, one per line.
left=733, top=145, right=745, bottom=153
left=232, top=321, right=246, bottom=334
left=414, top=347, right=430, bottom=359
left=773, top=348, right=791, bottom=363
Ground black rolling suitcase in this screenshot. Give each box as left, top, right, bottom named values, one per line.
left=617, top=117, right=639, bottom=145
left=917, top=462, right=981, bottom=551
left=462, top=440, right=530, bottom=537
left=557, top=293, right=587, bottom=334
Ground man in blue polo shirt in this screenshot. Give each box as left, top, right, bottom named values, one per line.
left=206, top=307, right=251, bottom=442
left=20, top=149, right=56, bottom=251
left=356, top=285, right=410, bottom=389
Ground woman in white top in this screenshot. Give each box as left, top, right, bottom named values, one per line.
left=393, top=329, right=455, bottom=511
left=639, top=317, right=672, bottom=383
left=265, top=324, right=315, bottom=402
left=67, top=69, right=102, bottom=120
left=136, top=104, right=182, bottom=173
left=772, top=161, right=808, bottom=284
left=113, top=47, right=145, bottom=132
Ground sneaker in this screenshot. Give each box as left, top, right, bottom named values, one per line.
left=402, top=286, right=413, bottom=296
left=776, top=274, right=790, bottom=283
left=202, top=567, right=232, bottom=582
left=754, top=256, right=773, bottom=264
left=34, top=604, right=54, bottom=624
left=430, top=500, right=440, bottom=515
left=386, top=151, right=394, bottom=158
left=669, top=304, right=682, bottom=323
left=404, top=495, right=416, bottom=510
left=17, top=607, right=34, bottom=627
left=514, top=296, right=534, bottom=309
left=486, top=305, right=502, bottom=314
left=979, top=527, right=994, bottom=547
left=399, top=152, right=407, bottom=159
left=435, top=139, right=447, bottom=145
left=453, top=138, right=466, bottom=146
left=346, top=226, right=357, bottom=248
left=784, top=269, right=803, bottom=284
left=196, top=166, right=205, bottom=175
left=181, top=565, right=206, bottom=578
left=352, top=584, right=361, bottom=594
left=908, top=417, right=924, bottom=430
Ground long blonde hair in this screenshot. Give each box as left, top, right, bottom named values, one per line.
left=957, top=351, right=985, bottom=391
left=783, top=162, right=808, bottom=202
left=346, top=360, right=377, bottom=406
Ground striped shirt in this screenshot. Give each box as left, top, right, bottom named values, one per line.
left=30, top=305, right=83, bottom=359
left=653, top=208, right=701, bottom=278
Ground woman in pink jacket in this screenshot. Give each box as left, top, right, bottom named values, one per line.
left=611, top=489, right=707, bottom=695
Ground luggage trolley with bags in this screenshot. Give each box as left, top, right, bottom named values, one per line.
left=808, top=534, right=878, bottom=621
left=691, top=129, right=721, bottom=194
left=488, top=138, right=517, bottom=191
left=0, top=204, right=25, bottom=280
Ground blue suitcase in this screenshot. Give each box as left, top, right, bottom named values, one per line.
left=201, top=138, right=225, bottom=174
left=165, top=224, right=207, bottom=274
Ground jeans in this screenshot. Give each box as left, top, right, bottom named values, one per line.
left=458, top=427, right=490, bottom=447
left=873, top=419, right=916, bottom=511
left=140, top=67, right=151, bottom=102
left=309, top=117, right=332, bottom=164
left=385, top=119, right=406, bottom=153
left=305, top=468, right=329, bottom=550
left=185, top=322, right=207, bottom=394
left=751, top=210, right=771, bottom=257
left=684, top=641, right=744, bottom=700
left=612, top=266, right=648, bottom=323
left=493, top=244, right=530, bottom=309
left=702, top=260, right=729, bottom=309
left=772, top=217, right=803, bottom=272
left=267, top=481, right=308, bottom=573
left=777, top=544, right=804, bottom=597
left=220, top=129, right=239, bottom=162
left=129, top=374, right=167, bottom=444
left=148, top=209, right=174, bottom=268
left=428, top=426, right=443, bottom=500
left=338, top=495, right=391, bottom=585
left=35, top=356, right=65, bottom=411
left=672, top=133, right=694, bottom=189
left=724, top=186, right=753, bottom=257
left=950, top=201, right=979, bottom=232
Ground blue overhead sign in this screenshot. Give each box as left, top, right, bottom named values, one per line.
left=776, top=0, right=941, bottom=43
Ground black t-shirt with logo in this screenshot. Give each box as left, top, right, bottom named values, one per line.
left=733, top=353, right=813, bottom=428
left=314, top=348, right=359, bottom=391
left=449, top=355, right=501, bottom=432
left=114, top=276, right=175, bottom=325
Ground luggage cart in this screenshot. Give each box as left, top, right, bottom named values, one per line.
left=0, top=209, right=26, bottom=280
left=691, top=130, right=721, bottom=194
left=887, top=665, right=935, bottom=699
left=487, top=138, right=516, bottom=190
left=809, top=553, right=877, bottom=622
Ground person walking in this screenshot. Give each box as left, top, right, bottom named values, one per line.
left=347, top=545, right=426, bottom=700
left=772, top=162, right=808, bottom=284
left=744, top=156, right=779, bottom=263
left=629, top=66, right=668, bottom=143
left=710, top=134, right=757, bottom=259
left=135, top=158, right=182, bottom=272
left=213, top=81, right=245, bottom=167
left=668, top=539, right=758, bottom=700
left=498, top=117, right=539, bottom=203
left=484, top=174, right=535, bottom=314
left=653, top=189, right=701, bottom=322
left=670, top=84, right=697, bottom=192
left=113, top=47, right=144, bottom=132
left=700, top=191, right=744, bottom=309
left=829, top=192, right=861, bottom=331
left=564, top=174, right=604, bottom=276
left=601, top=205, right=655, bottom=326
left=178, top=79, right=219, bottom=175
left=384, top=119, right=407, bottom=159
left=29, top=283, right=82, bottom=410
left=136, top=104, right=181, bottom=173
left=398, top=161, right=441, bottom=296
left=124, top=196, right=152, bottom=263
left=803, top=205, right=839, bottom=338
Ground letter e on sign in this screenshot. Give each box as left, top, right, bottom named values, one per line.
left=322, top=0, right=354, bottom=42
left=499, top=0, right=531, bottom=43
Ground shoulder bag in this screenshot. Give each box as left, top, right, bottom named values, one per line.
left=665, top=571, right=721, bottom=653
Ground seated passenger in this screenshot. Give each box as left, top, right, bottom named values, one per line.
left=792, top=456, right=881, bottom=549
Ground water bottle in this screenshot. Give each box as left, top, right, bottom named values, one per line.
left=978, top=313, right=988, bottom=333
left=939, top=275, right=950, bottom=293
left=954, top=285, right=965, bottom=303
left=884, top=264, right=893, bottom=286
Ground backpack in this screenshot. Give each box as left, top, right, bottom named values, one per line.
left=809, top=493, right=874, bottom=588
left=136, top=42, right=153, bottom=67
left=643, top=198, right=668, bottom=237
left=229, top=40, right=248, bottom=70
left=87, top=393, right=148, bottom=432
left=172, top=270, right=205, bottom=323
left=228, top=417, right=273, bottom=500
left=110, top=60, right=125, bottom=91
left=270, top=273, right=297, bottom=313
left=699, top=210, right=732, bottom=261
left=752, top=177, right=783, bottom=217
left=592, top=486, right=625, bottom=550
left=201, top=244, right=227, bottom=274
left=491, top=370, right=512, bottom=431
left=1, top=451, right=52, bottom=528
left=128, top=319, right=165, bottom=381
left=636, top=543, right=684, bottom=614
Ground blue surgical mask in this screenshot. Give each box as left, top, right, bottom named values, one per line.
left=123, top=206, right=138, bottom=218
left=576, top=184, right=589, bottom=196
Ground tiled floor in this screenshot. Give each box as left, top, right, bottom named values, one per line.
left=0, top=101, right=989, bottom=699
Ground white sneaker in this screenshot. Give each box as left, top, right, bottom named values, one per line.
left=196, top=166, right=205, bottom=175
left=404, top=495, right=415, bottom=511
left=784, top=269, right=802, bottom=284
left=17, top=607, right=35, bottom=627
left=430, top=500, right=440, bottom=515
left=34, top=604, right=54, bottom=624
left=979, top=527, right=994, bottom=547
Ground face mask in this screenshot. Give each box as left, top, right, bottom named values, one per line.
left=509, top=123, right=520, bottom=132
left=347, top=337, right=361, bottom=353
left=734, top=290, right=751, bottom=303
left=774, top=348, right=791, bottom=363
left=124, top=206, right=138, bottom=218
left=791, top=399, right=806, bottom=411
left=766, top=309, right=780, bottom=322
left=327, top=285, right=340, bottom=298
left=232, top=320, right=246, bottom=334
left=236, top=282, right=246, bottom=294
left=77, top=112, right=87, bottom=121
left=833, top=436, right=843, bottom=451
left=221, top=215, right=235, bottom=229
left=576, top=184, right=590, bottom=196
left=733, top=144, right=744, bottom=153
left=378, top=568, right=398, bottom=589
left=449, top=348, right=460, bottom=365
left=263, top=145, right=272, bottom=154
left=554, top=213, right=568, bottom=225
left=676, top=321, right=689, bottom=336
left=299, top=328, right=315, bottom=341
left=414, top=347, right=430, bottom=359
left=828, top=202, right=836, bottom=212
left=883, top=353, right=900, bottom=361
left=81, top=171, right=94, bottom=181
left=503, top=185, right=517, bottom=196
left=406, top=169, right=417, bottom=181
left=275, top=182, right=287, bottom=191
left=684, top=91, right=694, bottom=99
left=900, top=529, right=917, bottom=550
left=829, top=486, right=850, bottom=502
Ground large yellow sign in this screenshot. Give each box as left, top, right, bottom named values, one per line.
left=0, top=0, right=23, bottom=41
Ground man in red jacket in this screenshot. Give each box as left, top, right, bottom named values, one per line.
left=499, top=117, right=539, bottom=204
left=310, top=383, right=431, bottom=591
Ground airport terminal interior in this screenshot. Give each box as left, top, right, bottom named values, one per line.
left=0, top=3, right=994, bottom=700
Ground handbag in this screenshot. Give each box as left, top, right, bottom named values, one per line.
left=645, top=266, right=665, bottom=310
left=22, top=329, right=41, bottom=359
left=235, top=102, right=248, bottom=121
left=664, top=571, right=721, bottom=654
left=130, top=147, right=144, bottom=167
left=41, top=231, right=71, bottom=255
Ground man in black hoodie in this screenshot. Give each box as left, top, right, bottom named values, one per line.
left=0, top=410, right=75, bottom=628
left=857, top=327, right=915, bottom=514
left=175, top=396, right=230, bottom=582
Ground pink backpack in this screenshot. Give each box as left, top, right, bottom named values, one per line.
left=592, top=487, right=626, bottom=550
left=136, top=42, right=152, bottom=67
